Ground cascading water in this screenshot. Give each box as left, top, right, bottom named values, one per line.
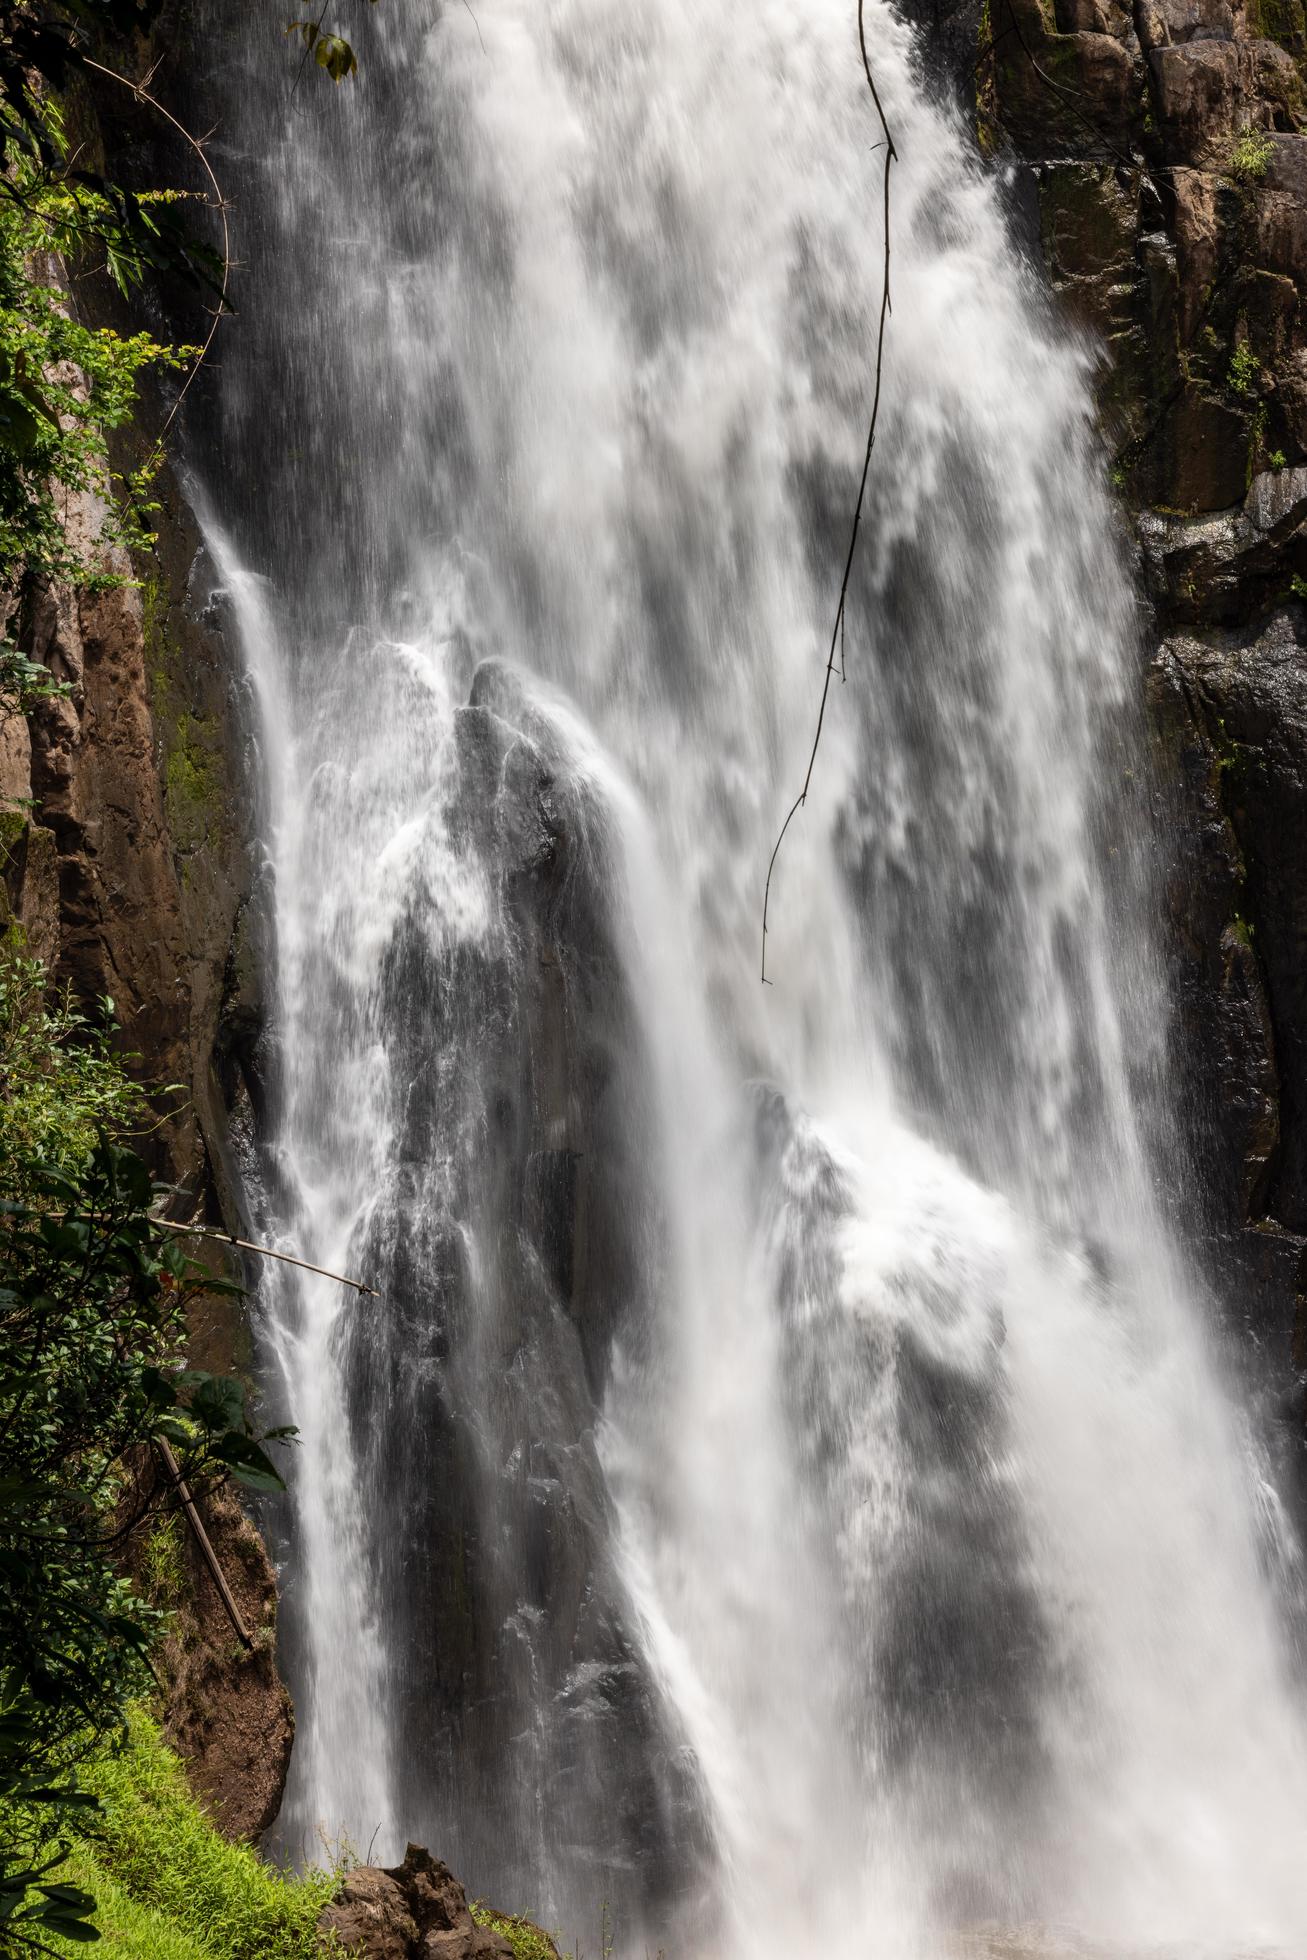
left=194, top=0, right=1307, bottom=1950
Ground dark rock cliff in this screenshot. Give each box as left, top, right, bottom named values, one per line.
left=0, top=33, right=287, bottom=1813
left=908, top=0, right=1307, bottom=1459
left=0, top=446, right=293, bottom=1830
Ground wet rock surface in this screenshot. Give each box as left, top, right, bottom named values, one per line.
left=905, top=0, right=1307, bottom=1470
left=300, top=655, right=708, bottom=1920
left=13, top=471, right=256, bottom=1204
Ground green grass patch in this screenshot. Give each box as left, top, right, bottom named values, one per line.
left=471, top=1903, right=562, bottom=1960
left=1229, top=127, right=1276, bottom=180
left=38, top=1713, right=336, bottom=1960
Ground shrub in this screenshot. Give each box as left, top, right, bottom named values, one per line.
left=1228, top=128, right=1275, bottom=181
left=0, top=950, right=292, bottom=1951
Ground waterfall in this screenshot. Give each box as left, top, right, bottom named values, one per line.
left=198, top=0, right=1307, bottom=1951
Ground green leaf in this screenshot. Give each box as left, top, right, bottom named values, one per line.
left=189, top=1374, right=245, bottom=1433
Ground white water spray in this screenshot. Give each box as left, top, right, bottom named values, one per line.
left=200, top=0, right=1307, bottom=1949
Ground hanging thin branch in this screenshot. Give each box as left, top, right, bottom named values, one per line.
left=149, top=1216, right=379, bottom=1297
left=760, top=0, right=895, bottom=984
left=81, top=55, right=232, bottom=464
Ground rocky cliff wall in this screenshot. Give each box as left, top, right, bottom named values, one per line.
left=0, top=151, right=287, bottom=1823
left=906, top=0, right=1307, bottom=1462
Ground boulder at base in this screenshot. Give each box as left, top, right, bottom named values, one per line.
left=318, top=1844, right=556, bottom=1960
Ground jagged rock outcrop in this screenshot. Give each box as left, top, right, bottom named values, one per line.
left=317, top=1845, right=556, bottom=1960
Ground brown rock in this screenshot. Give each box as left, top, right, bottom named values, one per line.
left=17, top=458, right=256, bottom=1208
left=992, top=10, right=1140, bottom=156
left=1255, top=185, right=1307, bottom=283
left=1150, top=38, right=1241, bottom=158
left=1265, top=129, right=1307, bottom=195
left=0, top=704, right=29, bottom=807
left=142, top=1480, right=294, bottom=1842
left=1255, top=135, right=1307, bottom=284
left=318, top=1845, right=531, bottom=1960
left=1156, top=388, right=1250, bottom=510
left=320, top=1867, right=418, bottom=1960
left=1166, top=167, right=1219, bottom=335
left=1155, top=0, right=1236, bottom=41
left=1251, top=38, right=1303, bottom=122
left=1055, top=0, right=1114, bottom=35
left=1281, top=347, right=1307, bottom=452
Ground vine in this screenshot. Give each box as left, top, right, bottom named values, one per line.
left=760, top=0, right=895, bottom=984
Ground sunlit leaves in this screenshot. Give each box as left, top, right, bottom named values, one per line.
left=287, top=20, right=359, bottom=82
left=285, top=0, right=379, bottom=84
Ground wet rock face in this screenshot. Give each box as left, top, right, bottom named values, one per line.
left=325, top=660, right=706, bottom=1924
left=4, top=409, right=287, bottom=1820
left=895, top=0, right=1307, bottom=1452
left=11, top=468, right=257, bottom=1209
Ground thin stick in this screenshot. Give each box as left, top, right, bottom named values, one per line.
left=81, top=57, right=232, bottom=461
left=150, top=1216, right=379, bottom=1297
left=154, top=1436, right=254, bottom=1649
left=760, top=0, right=895, bottom=983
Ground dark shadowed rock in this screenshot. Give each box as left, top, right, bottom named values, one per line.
left=922, top=0, right=1307, bottom=1464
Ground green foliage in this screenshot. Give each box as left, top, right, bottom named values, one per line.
left=0, top=950, right=294, bottom=1950
left=470, top=1905, right=561, bottom=1960
left=35, top=1715, right=334, bottom=1960
left=38, top=1848, right=210, bottom=1960
left=0, top=952, right=149, bottom=1184
left=1268, top=448, right=1288, bottom=470
left=0, top=4, right=224, bottom=306
left=0, top=643, right=66, bottom=712
left=0, top=148, right=195, bottom=600
left=1228, top=127, right=1275, bottom=180
left=286, top=21, right=360, bottom=82
left=286, top=0, right=379, bottom=85
left=134, top=1519, right=185, bottom=1614
left=1227, top=341, right=1260, bottom=397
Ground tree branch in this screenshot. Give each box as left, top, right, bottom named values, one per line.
left=81, top=56, right=232, bottom=462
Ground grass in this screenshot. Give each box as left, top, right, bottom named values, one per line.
left=42, top=1845, right=215, bottom=1960
left=1229, top=127, right=1275, bottom=180
left=471, top=1903, right=562, bottom=1960
left=38, top=1712, right=336, bottom=1959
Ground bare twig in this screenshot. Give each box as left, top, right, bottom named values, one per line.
left=154, top=1435, right=254, bottom=1649
left=81, top=56, right=232, bottom=462
left=150, top=1216, right=379, bottom=1297
left=462, top=0, right=488, bottom=54
left=760, top=0, right=895, bottom=983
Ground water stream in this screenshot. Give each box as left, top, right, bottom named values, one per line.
left=199, top=0, right=1307, bottom=1951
